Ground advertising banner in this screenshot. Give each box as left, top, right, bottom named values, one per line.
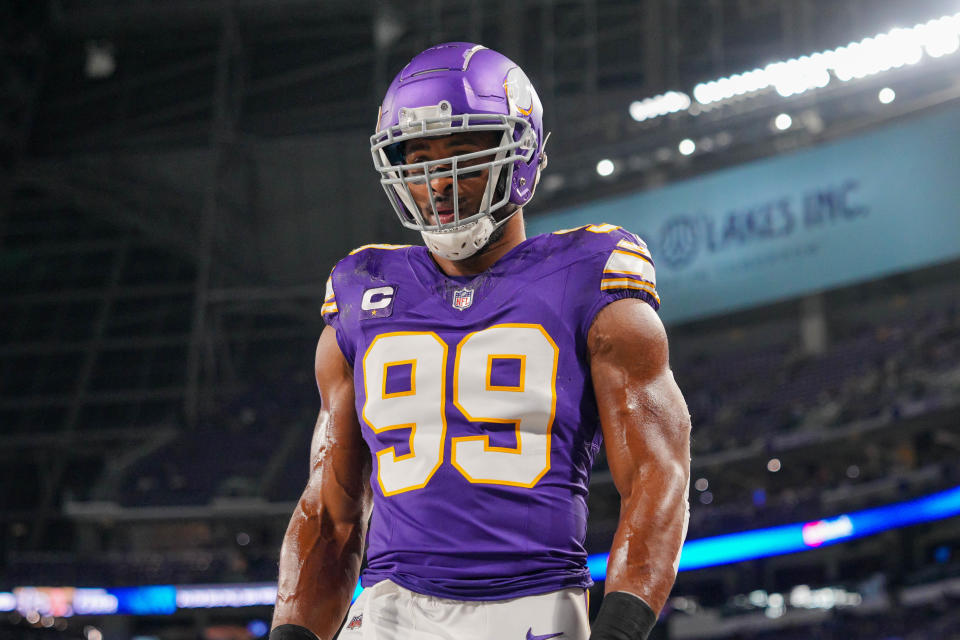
left=528, top=105, right=960, bottom=323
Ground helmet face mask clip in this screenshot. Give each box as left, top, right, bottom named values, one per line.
left=370, top=43, right=548, bottom=261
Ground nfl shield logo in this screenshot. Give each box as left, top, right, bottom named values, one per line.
left=453, top=288, right=474, bottom=310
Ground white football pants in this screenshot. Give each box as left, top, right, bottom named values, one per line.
left=337, top=580, right=590, bottom=640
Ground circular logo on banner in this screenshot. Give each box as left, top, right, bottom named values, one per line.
left=659, top=215, right=700, bottom=269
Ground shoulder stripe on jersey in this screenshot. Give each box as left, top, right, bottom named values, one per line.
left=603, top=271, right=655, bottom=285
left=617, top=238, right=651, bottom=256
left=321, top=301, right=338, bottom=315
left=348, top=243, right=411, bottom=255
left=322, top=271, right=337, bottom=315
left=324, top=276, right=335, bottom=303
left=552, top=223, right=622, bottom=235
left=614, top=247, right=653, bottom=265
left=603, top=249, right=656, bottom=284
left=601, top=277, right=657, bottom=291
left=551, top=224, right=589, bottom=235
left=600, top=278, right=661, bottom=304
left=585, top=223, right=621, bottom=234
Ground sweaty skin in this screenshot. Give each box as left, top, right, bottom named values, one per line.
left=588, top=298, right=691, bottom=614
left=272, top=328, right=372, bottom=638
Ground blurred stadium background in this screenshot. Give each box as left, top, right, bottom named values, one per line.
left=2, top=0, right=960, bottom=638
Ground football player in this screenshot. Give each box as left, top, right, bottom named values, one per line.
left=271, top=43, right=690, bottom=640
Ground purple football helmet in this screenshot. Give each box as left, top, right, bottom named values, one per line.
left=371, top=42, right=548, bottom=260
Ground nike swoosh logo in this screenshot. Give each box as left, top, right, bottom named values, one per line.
left=526, top=629, right=564, bottom=640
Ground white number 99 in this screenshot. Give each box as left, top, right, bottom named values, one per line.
left=361, top=325, right=558, bottom=496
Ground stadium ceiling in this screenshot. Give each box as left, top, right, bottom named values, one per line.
left=6, top=1, right=958, bottom=203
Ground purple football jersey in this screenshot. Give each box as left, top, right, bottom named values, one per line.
left=321, top=224, right=659, bottom=600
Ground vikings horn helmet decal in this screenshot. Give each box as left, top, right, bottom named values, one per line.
left=371, top=43, right=549, bottom=260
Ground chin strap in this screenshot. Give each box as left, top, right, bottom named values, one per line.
left=421, top=215, right=496, bottom=261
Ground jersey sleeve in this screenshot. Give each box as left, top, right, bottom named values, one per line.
left=320, top=261, right=358, bottom=365
left=579, top=226, right=661, bottom=338
left=321, top=270, right=339, bottom=320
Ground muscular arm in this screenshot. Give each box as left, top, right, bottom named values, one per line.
left=588, top=298, right=691, bottom=614
left=272, top=325, right=372, bottom=639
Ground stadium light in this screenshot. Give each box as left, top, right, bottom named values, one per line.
left=921, top=14, right=960, bottom=57
left=774, top=113, right=793, bottom=130
left=689, top=10, right=960, bottom=107
left=632, top=10, right=960, bottom=118
left=678, top=139, right=696, bottom=156
left=629, top=91, right=691, bottom=122
left=879, top=87, right=896, bottom=103
left=765, top=592, right=785, bottom=618
left=596, top=159, right=615, bottom=176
